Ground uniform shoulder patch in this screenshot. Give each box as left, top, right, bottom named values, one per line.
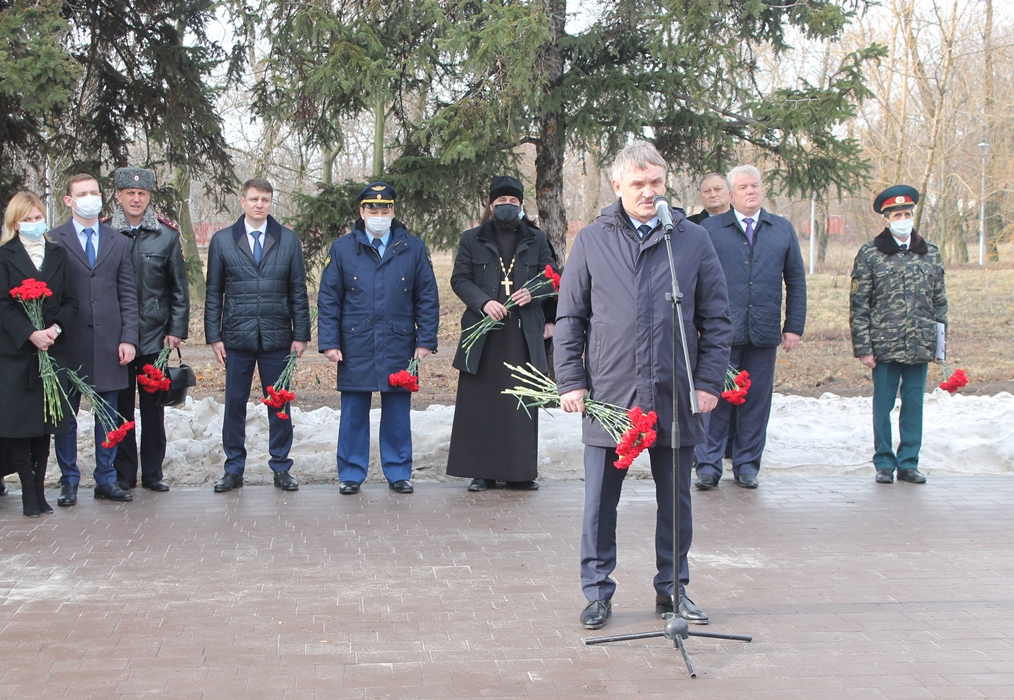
left=850, top=278, right=859, bottom=294
left=323, top=254, right=332, bottom=268
left=158, top=214, right=180, bottom=230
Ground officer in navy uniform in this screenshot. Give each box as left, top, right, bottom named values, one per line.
left=317, top=183, right=440, bottom=495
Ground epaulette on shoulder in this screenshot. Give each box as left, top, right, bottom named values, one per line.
left=99, top=215, right=111, bottom=224
left=158, top=214, right=179, bottom=231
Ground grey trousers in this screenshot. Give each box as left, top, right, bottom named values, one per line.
left=581, top=444, right=695, bottom=602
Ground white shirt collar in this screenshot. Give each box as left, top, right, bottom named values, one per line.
left=733, top=208, right=761, bottom=229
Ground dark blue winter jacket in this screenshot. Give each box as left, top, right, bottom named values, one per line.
left=317, top=220, right=439, bottom=392
left=702, top=208, right=806, bottom=347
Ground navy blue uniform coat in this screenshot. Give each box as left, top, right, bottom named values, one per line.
left=702, top=208, right=806, bottom=347
left=554, top=200, right=733, bottom=448
left=317, top=220, right=439, bottom=392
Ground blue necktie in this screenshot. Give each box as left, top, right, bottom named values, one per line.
left=372, top=237, right=383, bottom=258
left=83, top=228, right=96, bottom=267
left=743, top=217, right=755, bottom=245
left=252, top=231, right=263, bottom=265
left=637, top=224, right=651, bottom=240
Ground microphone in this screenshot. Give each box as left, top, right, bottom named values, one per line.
left=653, top=194, right=674, bottom=233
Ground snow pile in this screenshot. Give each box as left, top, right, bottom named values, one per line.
left=48, top=390, right=1014, bottom=487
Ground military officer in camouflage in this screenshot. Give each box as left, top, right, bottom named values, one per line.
left=849, top=185, right=947, bottom=485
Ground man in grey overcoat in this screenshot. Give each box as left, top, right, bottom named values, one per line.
left=49, top=173, right=139, bottom=506
left=555, top=141, right=732, bottom=631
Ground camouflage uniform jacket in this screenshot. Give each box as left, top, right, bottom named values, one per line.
left=849, top=229, right=947, bottom=365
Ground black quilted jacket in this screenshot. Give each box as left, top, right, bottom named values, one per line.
left=204, top=215, right=311, bottom=351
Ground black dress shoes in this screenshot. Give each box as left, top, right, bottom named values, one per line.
left=115, top=479, right=134, bottom=491
left=273, top=471, right=299, bottom=491
left=339, top=481, right=361, bottom=495
left=57, top=483, right=78, bottom=507
left=505, top=480, right=539, bottom=490
left=735, top=474, right=759, bottom=489
left=94, top=483, right=133, bottom=501
left=389, top=480, right=414, bottom=494
left=214, top=473, right=243, bottom=492
left=142, top=480, right=170, bottom=492
left=678, top=596, right=709, bottom=625
left=580, top=600, right=611, bottom=630
left=695, top=474, right=720, bottom=490
left=468, top=478, right=492, bottom=492
left=875, top=469, right=894, bottom=483
left=897, top=469, right=926, bottom=484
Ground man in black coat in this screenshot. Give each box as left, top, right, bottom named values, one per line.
left=49, top=173, right=139, bottom=506
left=107, top=167, right=189, bottom=493
left=687, top=173, right=732, bottom=225
left=695, top=165, right=807, bottom=490
left=204, top=178, right=311, bottom=493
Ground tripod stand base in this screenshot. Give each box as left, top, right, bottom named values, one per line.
left=583, top=613, right=751, bottom=679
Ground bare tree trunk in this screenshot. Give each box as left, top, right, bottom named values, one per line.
left=173, top=166, right=205, bottom=302
left=534, top=0, right=568, bottom=261
left=984, top=0, right=999, bottom=261
left=322, top=146, right=339, bottom=186
left=373, top=94, right=385, bottom=179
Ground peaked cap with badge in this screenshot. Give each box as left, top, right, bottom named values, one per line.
left=357, top=182, right=396, bottom=207
left=873, top=185, right=919, bottom=215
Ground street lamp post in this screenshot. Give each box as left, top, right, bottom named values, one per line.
left=978, top=141, right=990, bottom=266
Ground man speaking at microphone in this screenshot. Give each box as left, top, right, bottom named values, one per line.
left=555, top=140, right=732, bottom=630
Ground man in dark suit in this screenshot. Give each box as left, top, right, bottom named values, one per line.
left=204, top=178, right=311, bottom=493
left=555, top=141, right=732, bottom=631
left=109, top=167, right=189, bottom=493
left=695, top=165, right=806, bottom=490
left=49, top=173, right=139, bottom=506
left=687, top=173, right=732, bottom=225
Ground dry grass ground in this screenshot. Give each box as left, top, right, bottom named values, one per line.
left=182, top=244, right=1014, bottom=409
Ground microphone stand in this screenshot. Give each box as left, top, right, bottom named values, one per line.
left=583, top=213, right=752, bottom=678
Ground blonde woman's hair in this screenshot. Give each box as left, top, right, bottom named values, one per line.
left=2, top=192, right=47, bottom=246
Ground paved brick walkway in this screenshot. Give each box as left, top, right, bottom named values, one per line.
left=1, top=476, right=1012, bottom=699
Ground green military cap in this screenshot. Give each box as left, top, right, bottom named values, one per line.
left=873, top=185, right=919, bottom=215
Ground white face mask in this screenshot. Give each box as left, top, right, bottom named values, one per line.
left=18, top=220, right=48, bottom=241
left=889, top=219, right=914, bottom=239
left=365, top=216, right=392, bottom=237
left=73, top=195, right=103, bottom=219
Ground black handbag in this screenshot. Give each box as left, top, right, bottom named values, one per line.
left=157, top=348, right=197, bottom=408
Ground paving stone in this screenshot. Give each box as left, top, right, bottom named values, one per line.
left=1, top=478, right=1013, bottom=698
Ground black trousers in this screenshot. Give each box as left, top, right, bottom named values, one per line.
left=113, top=353, right=167, bottom=487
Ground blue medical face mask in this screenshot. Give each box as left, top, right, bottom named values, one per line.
left=18, top=220, right=48, bottom=241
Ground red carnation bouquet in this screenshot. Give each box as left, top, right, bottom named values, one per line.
left=10, top=278, right=63, bottom=424
left=938, top=363, right=968, bottom=394
left=262, top=350, right=297, bottom=419
left=721, top=365, right=751, bottom=405
left=389, top=357, right=420, bottom=392
left=137, top=344, right=173, bottom=393
left=62, top=368, right=134, bottom=448
left=461, top=265, right=561, bottom=364
left=503, top=362, right=658, bottom=469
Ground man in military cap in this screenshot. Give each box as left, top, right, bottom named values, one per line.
left=108, top=167, right=189, bottom=492
left=849, top=185, right=947, bottom=484
left=317, top=182, right=439, bottom=495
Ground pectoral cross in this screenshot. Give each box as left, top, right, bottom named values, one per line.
left=501, top=276, right=513, bottom=295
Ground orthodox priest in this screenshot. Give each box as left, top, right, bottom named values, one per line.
left=446, top=176, right=557, bottom=491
